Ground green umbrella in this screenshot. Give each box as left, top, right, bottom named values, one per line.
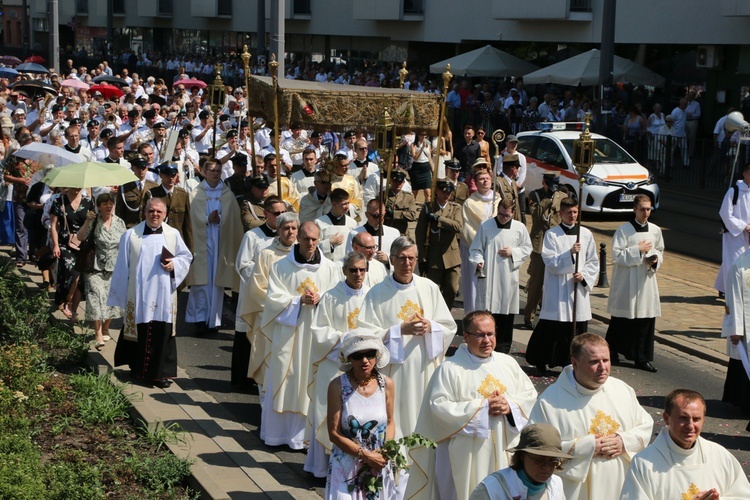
left=42, top=161, right=138, bottom=188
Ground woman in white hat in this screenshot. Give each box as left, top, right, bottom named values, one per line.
left=325, top=330, right=397, bottom=499
left=471, top=423, right=571, bottom=500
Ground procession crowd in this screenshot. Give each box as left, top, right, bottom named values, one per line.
left=1, top=57, right=750, bottom=499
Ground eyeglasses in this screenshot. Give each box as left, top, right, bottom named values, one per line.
left=357, top=147, right=368, bottom=151
left=528, top=455, right=563, bottom=468
left=396, top=256, right=417, bottom=263
left=347, top=267, right=367, bottom=274
left=147, top=209, right=165, bottom=214
left=497, top=211, right=513, bottom=219
left=269, top=210, right=286, bottom=216
left=349, top=350, right=378, bottom=361
left=464, top=331, right=494, bottom=340
left=366, top=212, right=381, bottom=218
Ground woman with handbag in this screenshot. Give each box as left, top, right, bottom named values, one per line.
left=49, top=187, right=94, bottom=320
left=76, top=193, right=126, bottom=348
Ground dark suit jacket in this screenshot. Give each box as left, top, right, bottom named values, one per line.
left=116, top=179, right=158, bottom=228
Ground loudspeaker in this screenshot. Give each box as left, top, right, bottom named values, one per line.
left=725, top=111, right=750, bottom=134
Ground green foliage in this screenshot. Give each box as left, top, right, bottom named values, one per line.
left=0, top=433, right=46, bottom=499
left=348, top=433, right=436, bottom=496
left=139, top=418, right=192, bottom=453
left=43, top=449, right=104, bottom=499
left=124, top=450, right=194, bottom=493
left=69, top=372, right=131, bottom=425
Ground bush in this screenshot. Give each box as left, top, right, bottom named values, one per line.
left=69, top=372, right=131, bottom=425
left=124, top=450, right=193, bottom=493
left=0, top=433, right=46, bottom=499
left=43, top=449, right=104, bottom=500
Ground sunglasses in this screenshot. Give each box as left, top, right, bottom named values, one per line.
left=349, top=350, right=378, bottom=361
left=269, top=210, right=286, bottom=216
left=347, top=267, right=367, bottom=274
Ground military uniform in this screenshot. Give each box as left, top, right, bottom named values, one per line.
left=524, top=187, right=568, bottom=326
left=225, top=175, right=246, bottom=198
left=384, top=190, right=419, bottom=237
left=496, top=173, right=523, bottom=222
left=115, top=179, right=158, bottom=228
left=144, top=185, right=193, bottom=251
left=239, top=196, right=266, bottom=232
left=415, top=200, right=463, bottom=309
left=451, top=181, right=470, bottom=206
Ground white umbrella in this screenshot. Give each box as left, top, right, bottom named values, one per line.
left=429, top=45, right=539, bottom=77
left=13, top=142, right=83, bottom=167
left=523, top=49, right=666, bottom=87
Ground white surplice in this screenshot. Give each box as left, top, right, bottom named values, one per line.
left=469, top=218, right=532, bottom=315
left=235, top=225, right=275, bottom=332
left=304, top=280, right=369, bottom=478
left=529, top=366, right=654, bottom=500
left=470, top=468, right=565, bottom=500
left=316, top=213, right=359, bottom=263
left=358, top=275, right=458, bottom=440
left=259, top=250, right=339, bottom=449
left=345, top=224, right=401, bottom=259
left=715, top=180, right=750, bottom=293
left=461, top=191, right=498, bottom=313
left=539, top=225, right=599, bottom=322
left=722, top=248, right=750, bottom=363
left=108, top=223, right=192, bottom=339
left=406, top=345, right=537, bottom=500
left=608, top=221, right=664, bottom=319
left=621, top=429, right=750, bottom=500
left=364, top=258, right=388, bottom=288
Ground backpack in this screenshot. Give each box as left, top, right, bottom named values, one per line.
left=720, top=184, right=740, bottom=233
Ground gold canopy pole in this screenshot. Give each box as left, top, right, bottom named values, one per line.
left=399, top=61, right=408, bottom=89
left=240, top=46, right=258, bottom=176
left=269, top=53, right=282, bottom=195
left=430, top=65, right=453, bottom=205
left=375, top=108, right=394, bottom=251
left=571, top=114, right=596, bottom=336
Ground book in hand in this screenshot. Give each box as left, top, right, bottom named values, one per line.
left=161, top=246, right=174, bottom=265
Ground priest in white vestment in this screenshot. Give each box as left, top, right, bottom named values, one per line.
left=720, top=247, right=750, bottom=413
left=304, top=252, right=371, bottom=477
left=621, top=389, right=750, bottom=500
left=358, top=236, right=458, bottom=440
left=351, top=231, right=389, bottom=287
left=529, top=334, right=653, bottom=500
left=345, top=199, right=400, bottom=264
left=231, top=197, right=286, bottom=387
left=315, top=188, right=359, bottom=263
left=714, top=164, right=750, bottom=294
left=469, top=198, right=532, bottom=353
left=110, top=198, right=192, bottom=388
left=259, top=221, right=340, bottom=449
left=298, top=170, right=332, bottom=223
left=240, top=213, right=299, bottom=395
left=461, top=166, right=498, bottom=313
left=525, top=197, right=599, bottom=373
left=185, top=159, right=243, bottom=333
left=406, top=311, right=537, bottom=500
left=605, top=194, right=664, bottom=373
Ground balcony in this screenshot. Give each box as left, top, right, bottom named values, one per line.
left=492, top=0, right=593, bottom=20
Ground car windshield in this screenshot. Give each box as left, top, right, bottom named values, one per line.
left=560, top=138, right=636, bottom=164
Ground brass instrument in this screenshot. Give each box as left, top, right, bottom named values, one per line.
left=284, top=137, right=310, bottom=155
left=106, top=113, right=117, bottom=124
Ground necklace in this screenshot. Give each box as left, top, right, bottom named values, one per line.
left=349, top=370, right=374, bottom=389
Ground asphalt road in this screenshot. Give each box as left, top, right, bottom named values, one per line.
left=174, top=185, right=749, bottom=494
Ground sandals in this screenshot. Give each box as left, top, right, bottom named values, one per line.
left=101, top=335, right=111, bottom=342
left=58, top=303, right=73, bottom=319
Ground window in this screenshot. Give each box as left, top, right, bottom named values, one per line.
left=536, top=137, right=568, bottom=170
left=570, top=0, right=592, bottom=12
left=159, top=0, right=173, bottom=15
left=403, top=0, right=423, bottom=14
left=218, top=0, right=232, bottom=16
left=76, top=0, right=88, bottom=14
left=293, top=0, right=311, bottom=14
left=112, top=0, right=125, bottom=15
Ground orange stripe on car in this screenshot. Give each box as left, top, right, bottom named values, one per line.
left=604, top=175, right=648, bottom=180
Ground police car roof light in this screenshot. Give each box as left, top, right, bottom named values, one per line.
left=536, top=122, right=585, bottom=132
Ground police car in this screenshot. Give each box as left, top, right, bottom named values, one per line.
left=517, top=122, right=660, bottom=212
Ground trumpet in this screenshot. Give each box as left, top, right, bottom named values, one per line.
left=106, top=113, right=117, bottom=124
left=285, top=137, right=310, bottom=155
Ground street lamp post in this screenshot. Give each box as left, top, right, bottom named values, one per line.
left=571, top=114, right=596, bottom=335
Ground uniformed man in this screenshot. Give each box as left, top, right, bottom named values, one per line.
left=497, top=154, right=523, bottom=221
left=524, top=173, right=569, bottom=329
left=239, top=174, right=270, bottom=232
left=150, top=121, right=169, bottom=164
left=224, top=148, right=249, bottom=198
left=384, top=168, right=419, bottom=237
left=415, top=179, right=463, bottom=309
left=144, top=162, right=193, bottom=251
left=115, top=154, right=158, bottom=228
left=445, top=158, right=469, bottom=205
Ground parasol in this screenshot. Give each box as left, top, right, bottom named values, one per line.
left=0, top=67, right=19, bottom=79
left=87, top=84, right=124, bottom=100
left=24, top=55, right=46, bottom=64
left=174, top=78, right=207, bottom=89
left=13, top=143, right=84, bottom=167
left=42, top=161, right=138, bottom=188
left=15, top=62, right=50, bottom=75
left=0, top=55, right=22, bottom=67
left=10, top=79, right=58, bottom=100
left=61, top=78, right=90, bottom=90
left=92, top=75, right=129, bottom=87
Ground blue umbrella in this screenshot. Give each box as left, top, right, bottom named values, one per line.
left=0, top=67, right=19, bottom=79
left=15, top=62, right=49, bottom=75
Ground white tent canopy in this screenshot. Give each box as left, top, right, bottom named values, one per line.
left=523, top=49, right=666, bottom=87
left=429, top=45, right=539, bottom=77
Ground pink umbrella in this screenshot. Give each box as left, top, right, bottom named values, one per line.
left=174, top=78, right=207, bottom=90
left=61, top=78, right=90, bottom=90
